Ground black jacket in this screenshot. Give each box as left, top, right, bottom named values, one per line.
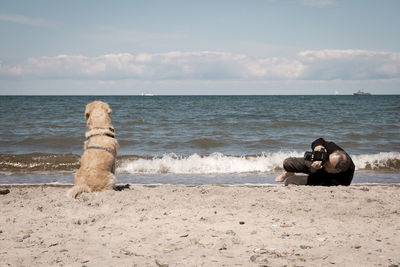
left=306, top=138, right=355, bottom=186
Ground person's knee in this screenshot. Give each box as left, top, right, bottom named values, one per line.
left=283, top=157, right=296, bottom=171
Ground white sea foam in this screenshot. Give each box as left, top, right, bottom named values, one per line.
left=120, top=151, right=299, bottom=174
left=352, top=152, right=400, bottom=171
left=118, top=151, right=400, bottom=174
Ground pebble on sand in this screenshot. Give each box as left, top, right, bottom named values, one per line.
left=0, top=189, right=10, bottom=195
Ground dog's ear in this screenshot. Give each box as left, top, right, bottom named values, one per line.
left=84, top=104, right=92, bottom=120
left=107, top=108, right=112, bottom=115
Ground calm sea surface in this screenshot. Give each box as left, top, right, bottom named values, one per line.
left=0, top=95, right=399, bottom=184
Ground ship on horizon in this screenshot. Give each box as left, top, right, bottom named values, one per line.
left=353, top=90, right=371, bottom=95
left=141, top=92, right=155, bottom=96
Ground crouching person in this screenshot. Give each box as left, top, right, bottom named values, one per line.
left=275, top=138, right=355, bottom=186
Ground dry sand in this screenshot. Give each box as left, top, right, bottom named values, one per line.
left=1, top=184, right=399, bottom=267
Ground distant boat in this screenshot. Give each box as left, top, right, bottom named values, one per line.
left=141, top=92, right=155, bottom=96
left=334, top=90, right=339, bottom=95
left=353, top=90, right=371, bottom=96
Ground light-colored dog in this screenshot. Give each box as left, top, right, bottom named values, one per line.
left=67, top=101, right=119, bottom=198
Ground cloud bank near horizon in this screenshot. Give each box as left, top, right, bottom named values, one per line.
left=1, top=49, right=399, bottom=81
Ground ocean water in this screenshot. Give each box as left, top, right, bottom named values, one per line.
left=0, top=95, right=399, bottom=185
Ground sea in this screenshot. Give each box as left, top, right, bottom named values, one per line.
left=0, top=95, right=399, bottom=185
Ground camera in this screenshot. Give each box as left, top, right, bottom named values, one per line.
left=304, top=151, right=328, bottom=162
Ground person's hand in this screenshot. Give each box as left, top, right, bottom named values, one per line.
left=311, top=161, right=323, bottom=173
left=314, top=145, right=326, bottom=152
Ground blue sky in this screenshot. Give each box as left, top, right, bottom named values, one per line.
left=1, top=0, right=399, bottom=95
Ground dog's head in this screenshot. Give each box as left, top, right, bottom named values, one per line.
left=84, top=101, right=113, bottom=129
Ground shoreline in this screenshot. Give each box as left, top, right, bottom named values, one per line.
left=1, top=171, right=399, bottom=186
left=1, top=184, right=399, bottom=266
left=1, top=182, right=400, bottom=188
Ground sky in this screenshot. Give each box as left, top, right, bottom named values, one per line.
left=0, top=0, right=399, bottom=95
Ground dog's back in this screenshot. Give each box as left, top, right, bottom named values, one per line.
left=68, top=101, right=118, bottom=199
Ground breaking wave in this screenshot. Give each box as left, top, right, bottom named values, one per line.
left=352, top=152, right=400, bottom=172
left=118, top=152, right=302, bottom=174
left=118, top=152, right=400, bottom=174
left=0, top=153, right=80, bottom=173
left=1, top=152, right=399, bottom=174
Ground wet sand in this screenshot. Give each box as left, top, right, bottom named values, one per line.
left=1, top=184, right=399, bottom=266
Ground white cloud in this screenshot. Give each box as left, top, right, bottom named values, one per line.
left=0, top=52, right=301, bottom=80
left=0, top=13, right=56, bottom=28
left=1, top=50, right=399, bottom=81
left=298, top=49, right=400, bottom=80
left=245, top=57, right=304, bottom=79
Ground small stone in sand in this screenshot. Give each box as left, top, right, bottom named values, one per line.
left=226, top=230, right=236, bottom=236
left=218, top=244, right=228, bottom=250
left=155, top=259, right=169, bottom=267
left=113, top=184, right=130, bottom=191
left=250, top=255, right=259, bottom=262
left=239, top=221, right=245, bottom=225
left=0, top=189, right=10, bottom=195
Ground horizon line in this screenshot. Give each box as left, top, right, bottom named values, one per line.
left=0, top=94, right=398, bottom=96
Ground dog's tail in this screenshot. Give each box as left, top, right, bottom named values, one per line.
left=67, top=184, right=91, bottom=199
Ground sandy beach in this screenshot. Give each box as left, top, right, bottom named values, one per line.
left=1, top=184, right=399, bottom=266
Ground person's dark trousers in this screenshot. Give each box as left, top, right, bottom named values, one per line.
left=283, top=157, right=311, bottom=173
left=283, top=157, right=311, bottom=186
